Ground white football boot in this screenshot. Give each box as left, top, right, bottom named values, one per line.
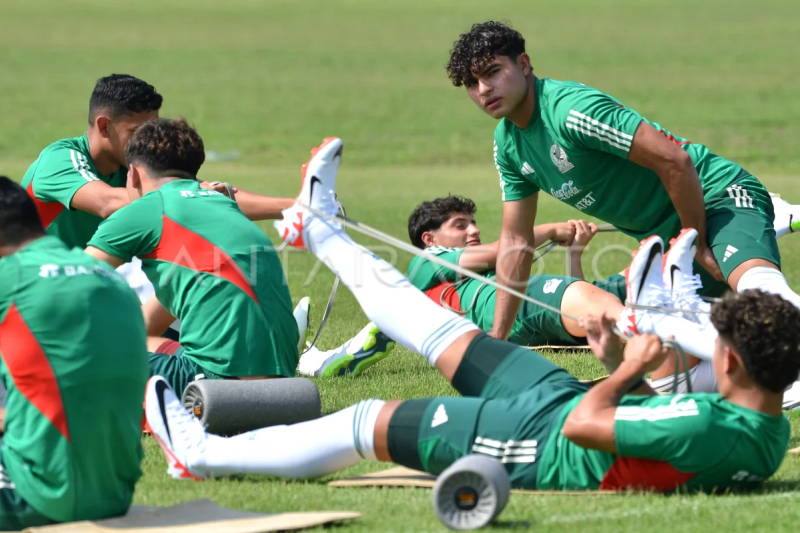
left=144, top=376, right=208, bottom=481
left=274, top=137, right=343, bottom=250
left=297, top=322, right=395, bottom=377
left=617, top=236, right=669, bottom=338
left=662, top=228, right=712, bottom=324
left=770, top=193, right=800, bottom=239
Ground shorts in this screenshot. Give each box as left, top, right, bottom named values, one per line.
left=0, top=456, right=56, bottom=530
left=509, top=275, right=584, bottom=346
left=387, top=334, right=589, bottom=489
left=591, top=273, right=627, bottom=303
left=695, top=171, right=780, bottom=296
left=148, top=341, right=226, bottom=396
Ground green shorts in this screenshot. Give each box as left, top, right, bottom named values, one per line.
left=387, top=334, right=588, bottom=490
left=509, top=275, right=584, bottom=346
left=0, top=455, right=56, bottom=530
left=695, top=172, right=780, bottom=296
left=148, top=341, right=227, bottom=395
left=591, top=273, right=627, bottom=303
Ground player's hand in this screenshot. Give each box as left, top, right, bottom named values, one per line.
left=580, top=313, right=623, bottom=371
left=199, top=180, right=240, bottom=196
left=551, top=222, right=576, bottom=246
left=622, top=334, right=670, bottom=373
left=568, top=220, right=599, bottom=250
left=696, top=244, right=724, bottom=281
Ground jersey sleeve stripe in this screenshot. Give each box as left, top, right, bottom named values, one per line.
left=70, top=150, right=98, bottom=182
left=566, top=116, right=632, bottom=147
left=0, top=304, right=71, bottom=441
left=567, top=110, right=634, bottom=140
left=566, top=123, right=631, bottom=152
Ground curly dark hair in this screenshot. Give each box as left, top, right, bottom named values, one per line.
left=0, top=176, right=44, bottom=246
left=88, top=74, right=163, bottom=124
left=126, top=118, right=205, bottom=179
left=407, top=195, right=477, bottom=249
left=445, top=21, right=526, bottom=87
left=710, top=289, right=800, bottom=393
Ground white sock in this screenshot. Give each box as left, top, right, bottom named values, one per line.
left=195, top=399, right=385, bottom=478
left=735, top=266, right=800, bottom=309
left=643, top=313, right=719, bottom=362
left=305, top=217, right=479, bottom=366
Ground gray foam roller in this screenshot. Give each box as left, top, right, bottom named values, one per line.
left=433, top=455, right=511, bottom=530
left=182, top=378, right=321, bottom=436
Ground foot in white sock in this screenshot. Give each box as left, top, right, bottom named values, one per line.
left=144, top=376, right=208, bottom=480
left=297, top=322, right=396, bottom=377
left=293, top=296, right=312, bottom=354
left=275, top=138, right=479, bottom=367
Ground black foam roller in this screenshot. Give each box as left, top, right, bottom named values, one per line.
left=182, top=378, right=321, bottom=436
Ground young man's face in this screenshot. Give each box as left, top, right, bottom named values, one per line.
left=466, top=54, right=531, bottom=120
left=107, top=110, right=159, bottom=168
left=423, top=213, right=481, bottom=248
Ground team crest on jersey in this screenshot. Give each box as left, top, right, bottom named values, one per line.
left=550, top=143, right=574, bottom=173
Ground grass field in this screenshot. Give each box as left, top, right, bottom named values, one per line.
left=2, top=0, right=800, bottom=531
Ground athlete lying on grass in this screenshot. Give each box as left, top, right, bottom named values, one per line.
left=84, top=119, right=298, bottom=394
left=0, top=177, right=148, bottom=529
left=143, top=138, right=798, bottom=493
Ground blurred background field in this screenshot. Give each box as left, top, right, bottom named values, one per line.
left=1, top=1, right=800, bottom=530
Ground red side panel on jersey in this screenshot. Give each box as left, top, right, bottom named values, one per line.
left=600, top=456, right=696, bottom=491
left=0, top=304, right=71, bottom=441
left=425, top=282, right=463, bottom=313
left=26, top=182, right=65, bottom=229
left=142, top=215, right=260, bottom=304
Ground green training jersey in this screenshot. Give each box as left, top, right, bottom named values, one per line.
left=494, top=78, right=744, bottom=241
left=0, top=237, right=148, bottom=522
left=88, top=179, right=299, bottom=377
left=407, top=247, right=527, bottom=342
left=22, top=134, right=128, bottom=249
left=536, top=393, right=789, bottom=492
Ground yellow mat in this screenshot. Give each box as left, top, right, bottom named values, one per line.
left=328, top=466, right=614, bottom=496
left=25, top=499, right=359, bottom=533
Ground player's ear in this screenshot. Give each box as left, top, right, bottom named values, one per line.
left=421, top=231, right=436, bottom=248
left=95, top=115, right=111, bottom=138
left=722, top=344, right=740, bottom=376
left=517, top=53, right=532, bottom=77
left=127, top=165, right=141, bottom=189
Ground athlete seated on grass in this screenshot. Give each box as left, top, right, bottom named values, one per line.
left=443, top=22, right=800, bottom=342
left=85, top=118, right=298, bottom=394
left=142, top=138, right=798, bottom=493
left=21, top=74, right=302, bottom=340
left=0, top=177, right=148, bottom=529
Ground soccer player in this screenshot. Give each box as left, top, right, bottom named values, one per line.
left=0, top=177, right=148, bottom=528
left=21, top=74, right=298, bottom=339
left=443, top=22, right=800, bottom=341
left=144, top=138, right=797, bottom=493
left=85, top=119, right=298, bottom=394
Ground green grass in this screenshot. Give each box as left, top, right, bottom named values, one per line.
left=2, top=0, right=800, bottom=530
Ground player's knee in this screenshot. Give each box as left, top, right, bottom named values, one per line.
left=735, top=266, right=800, bottom=310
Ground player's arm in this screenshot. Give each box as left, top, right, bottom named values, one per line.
left=142, top=295, right=177, bottom=337
left=490, top=193, right=538, bottom=339
left=561, top=334, right=665, bottom=453
left=85, top=246, right=125, bottom=269
left=70, top=181, right=130, bottom=219
left=459, top=222, right=574, bottom=273
left=230, top=189, right=294, bottom=221
left=628, top=124, right=721, bottom=280
left=565, top=220, right=598, bottom=279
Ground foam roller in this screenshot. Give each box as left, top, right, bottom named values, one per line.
left=182, top=379, right=321, bottom=436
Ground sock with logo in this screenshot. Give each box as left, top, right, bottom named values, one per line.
left=196, top=399, right=386, bottom=478
left=304, top=216, right=479, bottom=367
